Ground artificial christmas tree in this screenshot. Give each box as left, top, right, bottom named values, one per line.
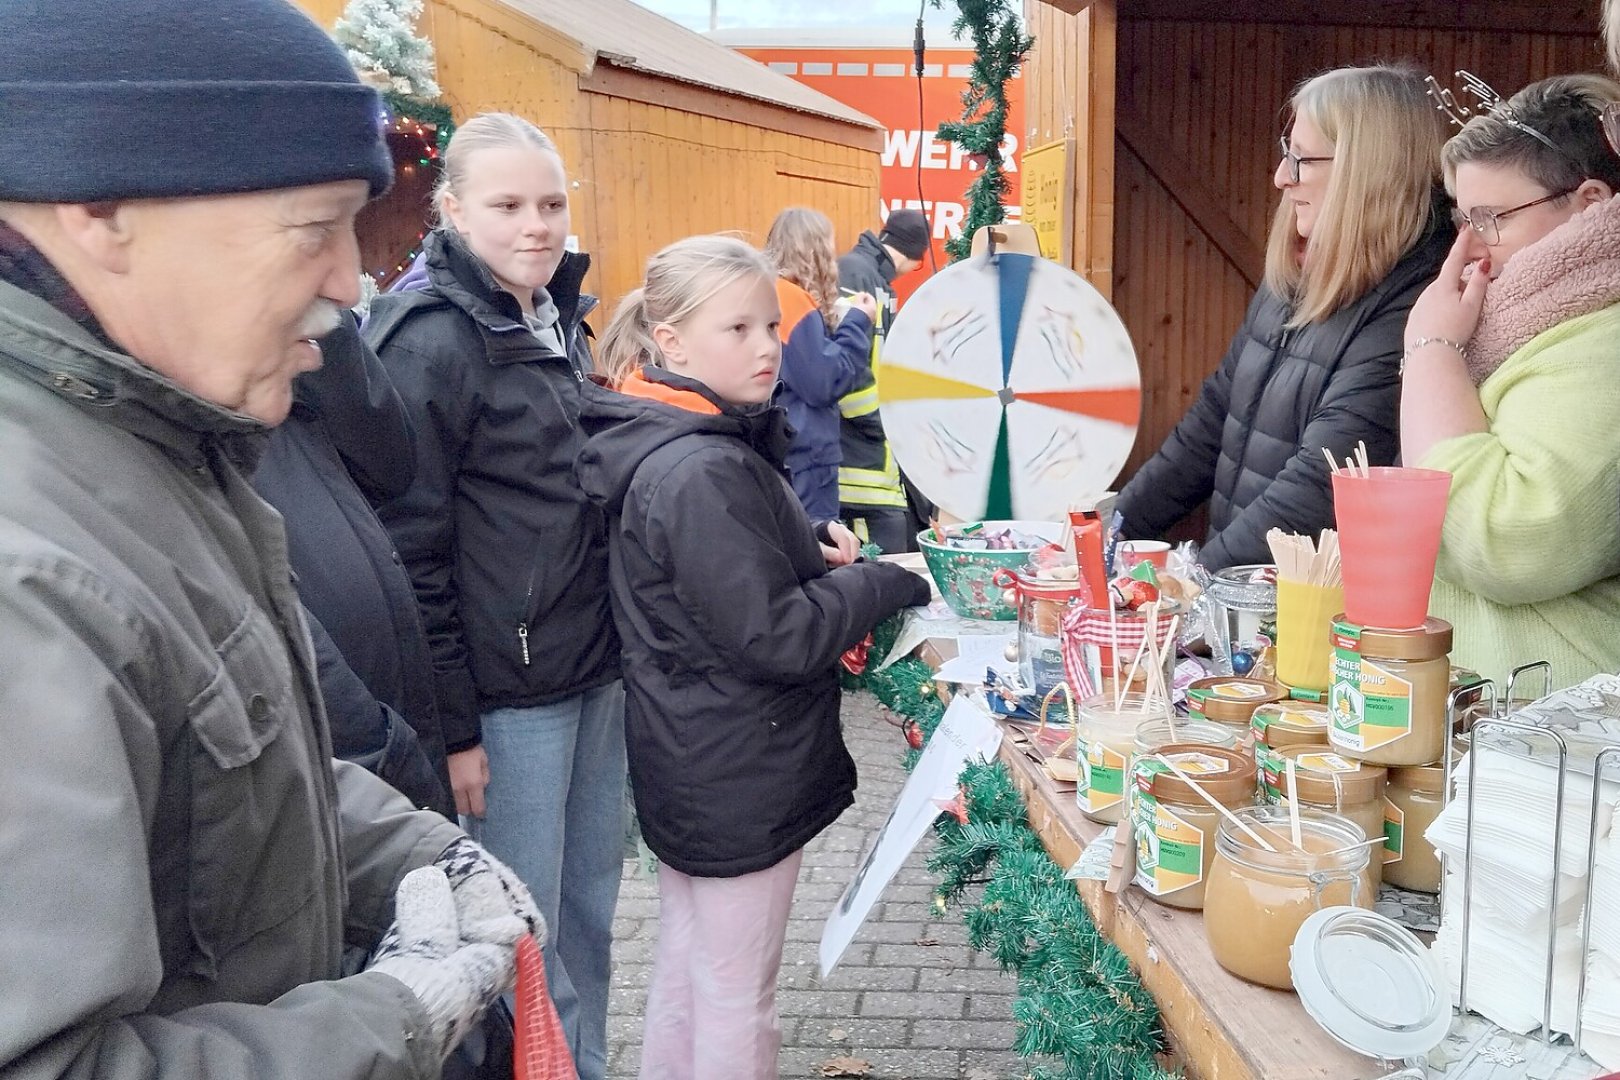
left=334, top=0, right=442, bottom=100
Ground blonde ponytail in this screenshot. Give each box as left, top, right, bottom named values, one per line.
left=597, top=288, right=658, bottom=387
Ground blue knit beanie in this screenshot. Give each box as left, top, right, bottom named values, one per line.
left=0, top=0, right=394, bottom=202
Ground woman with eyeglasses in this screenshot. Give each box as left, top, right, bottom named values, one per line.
left=1402, top=74, right=1620, bottom=687
left=1117, top=65, right=1450, bottom=571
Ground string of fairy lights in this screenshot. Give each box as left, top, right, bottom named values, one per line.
left=370, top=105, right=449, bottom=283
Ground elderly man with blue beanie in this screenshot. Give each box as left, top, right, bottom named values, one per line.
left=0, top=3, right=544, bottom=1078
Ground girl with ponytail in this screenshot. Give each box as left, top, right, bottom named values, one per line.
left=577, top=235, right=929, bottom=1080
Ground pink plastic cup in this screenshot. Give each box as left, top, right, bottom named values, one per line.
left=1332, top=466, right=1451, bottom=630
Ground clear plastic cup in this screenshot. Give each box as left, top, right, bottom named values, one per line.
left=1332, top=467, right=1450, bottom=630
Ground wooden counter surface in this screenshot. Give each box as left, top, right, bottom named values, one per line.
left=997, top=729, right=1390, bottom=1080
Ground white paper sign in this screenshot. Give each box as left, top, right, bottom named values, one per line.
left=819, top=696, right=1004, bottom=978
left=935, top=633, right=1017, bottom=684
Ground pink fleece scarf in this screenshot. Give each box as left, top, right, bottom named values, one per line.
left=1467, top=194, right=1620, bottom=385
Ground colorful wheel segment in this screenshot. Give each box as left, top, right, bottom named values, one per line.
left=878, top=252, right=1142, bottom=522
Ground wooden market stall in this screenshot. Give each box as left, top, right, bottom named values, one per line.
left=991, top=5, right=1615, bottom=1074
left=296, top=0, right=884, bottom=314
left=1022, top=0, right=1605, bottom=488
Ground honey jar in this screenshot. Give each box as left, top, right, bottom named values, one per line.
left=1384, top=761, right=1447, bottom=893
left=1328, top=618, right=1453, bottom=767
left=1270, top=748, right=1389, bottom=886
left=1130, top=745, right=1257, bottom=911
left=1252, top=703, right=1332, bottom=798
left=1076, top=693, right=1149, bottom=825
left=1204, top=806, right=1377, bottom=989
left=1187, top=677, right=1287, bottom=749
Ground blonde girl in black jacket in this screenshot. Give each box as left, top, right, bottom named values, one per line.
left=577, top=235, right=928, bottom=1080
left=364, top=113, right=623, bottom=1080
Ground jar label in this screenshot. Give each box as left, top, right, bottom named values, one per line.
left=1384, top=797, right=1404, bottom=864
left=1131, top=757, right=1209, bottom=897
left=1131, top=796, right=1205, bottom=896
left=1187, top=687, right=1210, bottom=720
left=1079, top=740, right=1127, bottom=814
left=1329, top=624, right=1413, bottom=752
left=1295, top=752, right=1360, bottom=774
left=1256, top=744, right=1285, bottom=801
left=1214, top=681, right=1269, bottom=699
left=1029, top=644, right=1067, bottom=698
left=1164, top=751, right=1229, bottom=775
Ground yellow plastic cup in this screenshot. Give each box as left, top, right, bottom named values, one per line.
left=1275, top=579, right=1344, bottom=692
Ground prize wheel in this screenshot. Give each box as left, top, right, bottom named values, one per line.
left=879, top=252, right=1141, bottom=522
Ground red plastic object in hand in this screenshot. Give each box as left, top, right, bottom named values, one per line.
left=840, top=633, right=873, bottom=676
left=513, top=935, right=576, bottom=1080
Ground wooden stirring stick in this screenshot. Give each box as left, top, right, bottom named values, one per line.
left=1151, top=754, right=1277, bottom=852
left=1285, top=759, right=1304, bottom=849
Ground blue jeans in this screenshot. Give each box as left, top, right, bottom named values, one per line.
left=468, top=681, right=627, bottom=1080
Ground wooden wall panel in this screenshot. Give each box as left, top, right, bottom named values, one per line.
left=583, top=95, right=880, bottom=314
left=295, top=0, right=880, bottom=326
left=1109, top=17, right=1600, bottom=493
left=1024, top=0, right=1117, bottom=296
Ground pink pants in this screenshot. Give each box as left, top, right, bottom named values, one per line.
left=638, top=849, right=805, bottom=1080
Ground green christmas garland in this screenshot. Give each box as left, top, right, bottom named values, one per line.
left=848, top=616, right=1178, bottom=1080
left=383, top=91, right=455, bottom=152
left=930, top=0, right=1034, bottom=262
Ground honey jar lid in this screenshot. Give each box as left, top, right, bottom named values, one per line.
left=1330, top=616, right=1453, bottom=660
left=1134, top=716, right=1241, bottom=753
left=1142, top=744, right=1256, bottom=806
left=1279, top=747, right=1387, bottom=803
left=1291, top=908, right=1449, bottom=1060
left=1188, top=677, right=1287, bottom=723
left=1252, top=702, right=1331, bottom=738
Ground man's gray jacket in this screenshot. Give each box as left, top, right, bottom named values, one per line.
left=0, top=278, right=462, bottom=1080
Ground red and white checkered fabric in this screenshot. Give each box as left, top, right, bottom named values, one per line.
left=1059, top=603, right=1097, bottom=700
left=1059, top=605, right=1178, bottom=701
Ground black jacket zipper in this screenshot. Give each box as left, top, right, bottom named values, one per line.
left=517, top=564, right=537, bottom=666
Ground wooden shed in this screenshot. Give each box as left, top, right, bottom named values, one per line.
left=296, top=0, right=884, bottom=315
left=1022, top=0, right=1604, bottom=509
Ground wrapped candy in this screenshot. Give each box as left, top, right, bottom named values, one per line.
left=1108, top=560, right=1170, bottom=612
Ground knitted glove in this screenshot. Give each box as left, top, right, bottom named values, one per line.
left=434, top=835, right=546, bottom=947
left=368, top=866, right=517, bottom=1062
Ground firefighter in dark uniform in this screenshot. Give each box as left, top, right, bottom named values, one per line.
left=834, top=209, right=931, bottom=553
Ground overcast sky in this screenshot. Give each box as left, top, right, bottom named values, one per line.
left=631, top=0, right=966, bottom=33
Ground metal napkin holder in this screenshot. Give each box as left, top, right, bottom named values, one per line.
left=1448, top=662, right=1620, bottom=1054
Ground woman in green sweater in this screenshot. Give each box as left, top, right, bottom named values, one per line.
left=1403, top=74, right=1620, bottom=687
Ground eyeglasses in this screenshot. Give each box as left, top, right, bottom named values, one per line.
left=1450, top=186, right=1577, bottom=246
left=1603, top=102, right=1620, bottom=159
left=1279, top=136, right=1334, bottom=184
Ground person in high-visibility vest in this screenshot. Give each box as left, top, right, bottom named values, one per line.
left=835, top=209, right=930, bottom=553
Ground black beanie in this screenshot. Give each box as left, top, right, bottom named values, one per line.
left=0, top=0, right=394, bottom=203
left=878, top=209, right=931, bottom=261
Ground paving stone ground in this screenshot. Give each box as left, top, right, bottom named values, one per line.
left=606, top=690, right=1027, bottom=1079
